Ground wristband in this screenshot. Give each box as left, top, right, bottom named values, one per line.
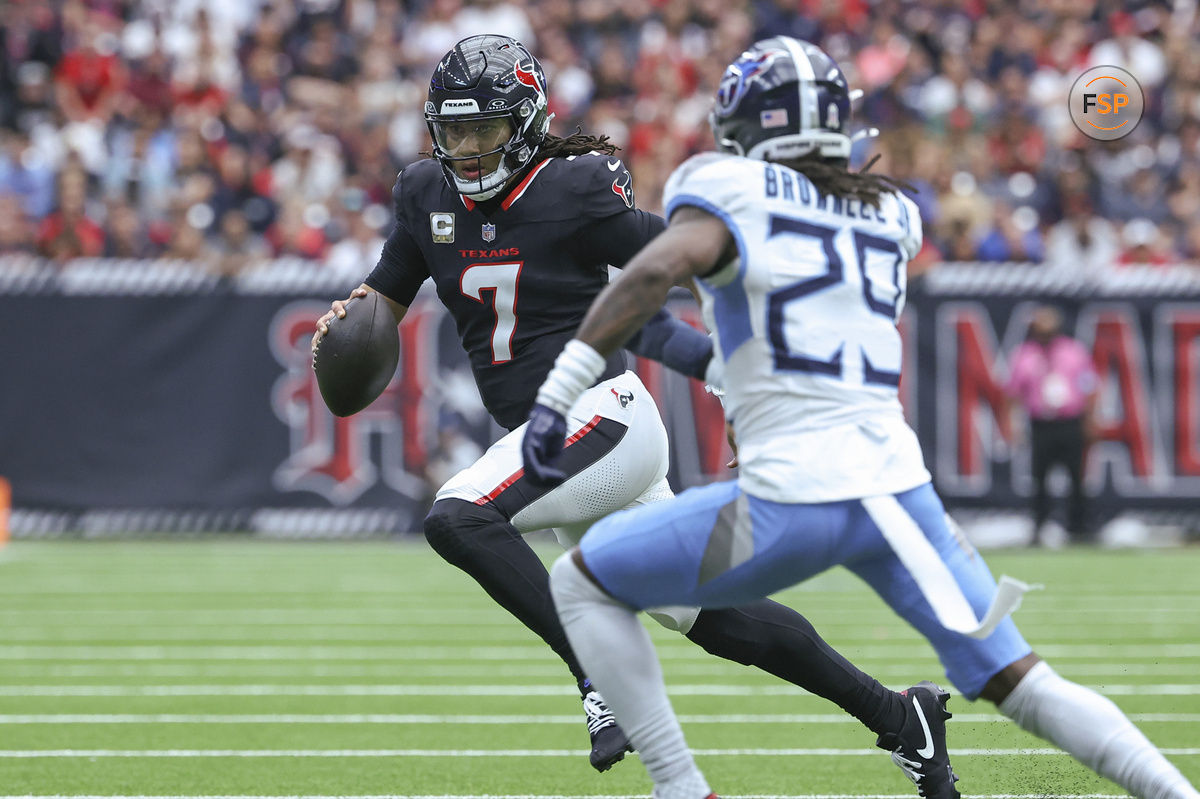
left=536, top=339, right=607, bottom=416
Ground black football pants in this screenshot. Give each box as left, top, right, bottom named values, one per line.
left=1030, top=416, right=1088, bottom=539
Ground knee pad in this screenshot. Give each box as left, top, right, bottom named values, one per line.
left=423, top=498, right=505, bottom=565
left=646, top=605, right=700, bottom=635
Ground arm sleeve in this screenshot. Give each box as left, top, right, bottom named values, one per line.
left=365, top=223, right=429, bottom=306
left=576, top=207, right=666, bottom=267
left=625, top=307, right=713, bottom=381
left=364, top=170, right=430, bottom=306
left=569, top=154, right=666, bottom=267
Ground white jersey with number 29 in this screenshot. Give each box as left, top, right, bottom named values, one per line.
left=664, top=152, right=931, bottom=503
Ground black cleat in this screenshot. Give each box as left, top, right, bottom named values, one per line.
left=875, top=681, right=961, bottom=799
left=583, top=688, right=634, bottom=772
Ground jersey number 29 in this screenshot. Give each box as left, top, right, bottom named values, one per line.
left=766, top=214, right=904, bottom=387
left=460, top=262, right=523, bottom=363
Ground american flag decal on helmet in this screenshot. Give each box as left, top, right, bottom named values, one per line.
left=760, top=108, right=789, bottom=128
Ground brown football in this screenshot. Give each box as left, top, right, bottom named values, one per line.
left=313, top=291, right=399, bottom=417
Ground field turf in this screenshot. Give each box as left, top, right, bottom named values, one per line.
left=1, top=540, right=1197, bottom=798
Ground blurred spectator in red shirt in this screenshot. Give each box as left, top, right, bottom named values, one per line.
left=122, top=49, right=174, bottom=118
left=266, top=200, right=328, bottom=260
left=987, top=107, right=1047, bottom=176
left=1117, top=218, right=1177, bottom=267
left=53, top=18, right=123, bottom=125
left=37, top=166, right=104, bottom=258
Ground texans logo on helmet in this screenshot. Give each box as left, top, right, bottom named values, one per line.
left=513, top=61, right=545, bottom=101
left=716, top=49, right=787, bottom=114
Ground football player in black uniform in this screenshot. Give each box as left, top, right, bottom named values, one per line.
left=313, top=34, right=949, bottom=781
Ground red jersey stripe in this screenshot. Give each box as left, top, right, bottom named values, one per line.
left=500, top=160, right=552, bottom=210
left=474, top=415, right=604, bottom=505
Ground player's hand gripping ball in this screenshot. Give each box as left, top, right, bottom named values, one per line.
left=312, top=290, right=399, bottom=417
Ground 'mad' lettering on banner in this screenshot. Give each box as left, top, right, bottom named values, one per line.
left=926, top=297, right=1200, bottom=505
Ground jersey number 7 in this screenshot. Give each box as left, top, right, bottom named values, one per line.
left=460, top=262, right=523, bottom=363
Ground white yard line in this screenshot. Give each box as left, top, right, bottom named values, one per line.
left=1, top=713, right=1198, bottom=724
left=1, top=606, right=1197, bottom=621
left=2, top=662, right=1197, bottom=678
left=0, top=794, right=1134, bottom=799
left=2, top=643, right=1200, bottom=660
left=0, top=628, right=1185, bottom=643
left=4, top=683, right=1200, bottom=697
left=1, top=748, right=1198, bottom=758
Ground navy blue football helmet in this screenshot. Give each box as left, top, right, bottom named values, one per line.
left=710, top=36, right=852, bottom=162
left=426, top=35, right=552, bottom=200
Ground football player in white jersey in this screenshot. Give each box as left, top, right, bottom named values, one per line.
left=523, top=36, right=1200, bottom=799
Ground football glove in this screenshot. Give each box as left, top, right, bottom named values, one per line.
left=522, top=402, right=569, bottom=485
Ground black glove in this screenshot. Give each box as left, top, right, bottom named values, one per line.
left=521, top=402, right=569, bottom=485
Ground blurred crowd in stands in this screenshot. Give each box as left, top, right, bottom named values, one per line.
left=0, top=0, right=1197, bottom=276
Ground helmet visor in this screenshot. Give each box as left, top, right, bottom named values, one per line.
left=431, top=115, right=515, bottom=179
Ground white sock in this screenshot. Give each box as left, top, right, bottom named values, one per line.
left=999, top=661, right=1199, bottom=799
left=550, top=553, right=711, bottom=798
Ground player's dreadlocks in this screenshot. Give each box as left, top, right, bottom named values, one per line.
left=780, top=153, right=915, bottom=209
left=424, top=131, right=617, bottom=167
left=535, top=130, right=619, bottom=161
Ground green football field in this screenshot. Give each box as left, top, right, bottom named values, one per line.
left=1, top=540, right=1197, bottom=799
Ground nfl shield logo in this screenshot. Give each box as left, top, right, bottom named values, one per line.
left=481, top=223, right=496, bottom=242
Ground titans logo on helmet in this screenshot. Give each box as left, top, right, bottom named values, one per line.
left=716, top=49, right=787, bottom=114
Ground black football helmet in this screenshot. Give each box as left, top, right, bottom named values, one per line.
left=426, top=35, right=552, bottom=200
left=710, top=36, right=852, bottom=162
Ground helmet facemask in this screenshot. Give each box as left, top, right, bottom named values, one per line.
left=428, top=113, right=523, bottom=200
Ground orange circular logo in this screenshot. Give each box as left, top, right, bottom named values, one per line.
left=1069, top=66, right=1144, bottom=141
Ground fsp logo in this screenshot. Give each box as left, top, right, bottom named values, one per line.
left=1069, top=66, right=1143, bottom=141
left=1083, top=92, right=1127, bottom=114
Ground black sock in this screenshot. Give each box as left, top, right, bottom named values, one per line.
left=424, top=499, right=588, bottom=691
left=686, top=599, right=906, bottom=736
